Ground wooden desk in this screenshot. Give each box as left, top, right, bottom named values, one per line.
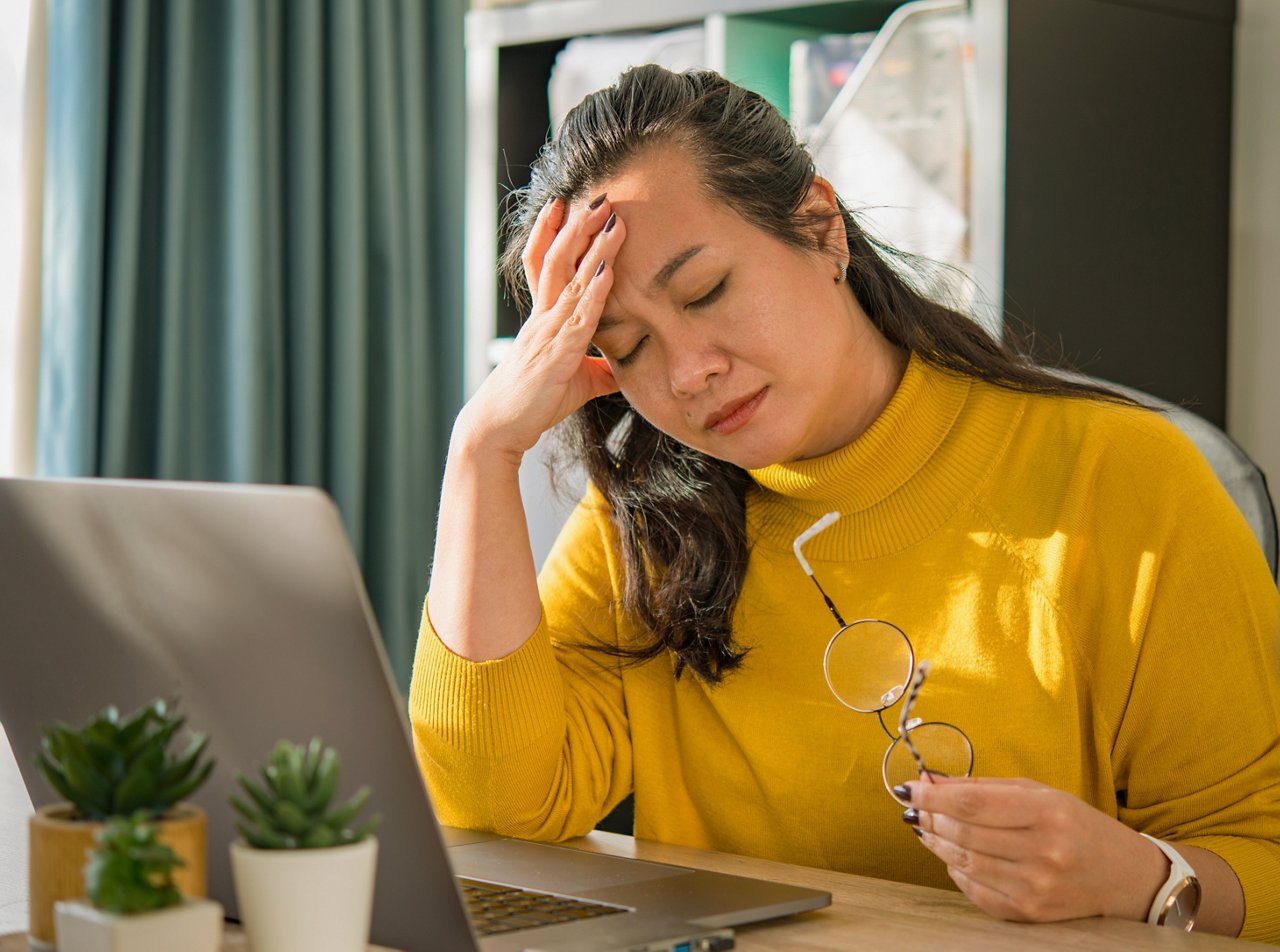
left=0, top=927, right=397, bottom=951
left=569, top=831, right=1250, bottom=951
left=2, top=831, right=1254, bottom=951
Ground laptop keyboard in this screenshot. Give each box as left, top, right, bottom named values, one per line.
left=458, top=876, right=629, bottom=936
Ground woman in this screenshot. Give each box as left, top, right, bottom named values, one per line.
left=410, top=66, right=1280, bottom=940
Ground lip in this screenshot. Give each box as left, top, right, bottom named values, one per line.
left=705, top=387, right=768, bottom=435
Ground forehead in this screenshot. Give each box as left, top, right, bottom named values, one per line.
left=587, top=148, right=758, bottom=282
left=589, top=147, right=705, bottom=209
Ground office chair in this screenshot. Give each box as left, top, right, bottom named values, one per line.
left=1063, top=373, right=1279, bottom=584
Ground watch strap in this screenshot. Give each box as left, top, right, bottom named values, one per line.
left=1140, top=833, right=1199, bottom=928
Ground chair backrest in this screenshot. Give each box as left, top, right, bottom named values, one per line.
left=1063, top=373, right=1279, bottom=584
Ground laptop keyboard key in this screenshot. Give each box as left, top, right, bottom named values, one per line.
left=457, top=877, right=628, bottom=936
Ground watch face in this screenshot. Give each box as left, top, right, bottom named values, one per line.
left=1160, top=878, right=1202, bottom=931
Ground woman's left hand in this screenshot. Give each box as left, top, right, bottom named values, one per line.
left=905, top=775, right=1167, bottom=923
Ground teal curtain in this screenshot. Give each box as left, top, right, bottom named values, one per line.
left=37, top=0, right=464, bottom=687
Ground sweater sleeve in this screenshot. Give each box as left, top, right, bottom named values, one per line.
left=1104, top=417, right=1280, bottom=943
left=407, top=488, right=634, bottom=841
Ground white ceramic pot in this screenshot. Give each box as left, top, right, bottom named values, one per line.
left=229, top=836, right=378, bottom=952
left=54, top=897, right=223, bottom=952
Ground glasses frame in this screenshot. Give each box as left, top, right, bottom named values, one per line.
left=794, top=512, right=974, bottom=804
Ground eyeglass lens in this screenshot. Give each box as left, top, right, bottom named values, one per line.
left=824, top=620, right=974, bottom=806
left=823, top=620, right=914, bottom=713
left=883, top=723, right=974, bottom=805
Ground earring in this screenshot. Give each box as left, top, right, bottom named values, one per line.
left=835, top=263, right=847, bottom=284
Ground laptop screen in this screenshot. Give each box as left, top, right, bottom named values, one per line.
left=0, top=478, right=476, bottom=952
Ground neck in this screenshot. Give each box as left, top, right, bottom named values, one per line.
left=799, top=305, right=909, bottom=461
left=749, top=354, right=1021, bottom=560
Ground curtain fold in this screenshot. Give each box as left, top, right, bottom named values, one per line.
left=36, top=0, right=464, bottom=686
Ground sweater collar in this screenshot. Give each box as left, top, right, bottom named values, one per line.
left=748, top=353, right=1012, bottom=559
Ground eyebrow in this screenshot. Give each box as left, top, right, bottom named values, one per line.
left=653, top=245, right=704, bottom=291
left=596, top=244, right=705, bottom=335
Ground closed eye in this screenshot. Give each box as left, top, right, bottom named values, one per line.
left=688, top=278, right=727, bottom=310
left=616, top=337, right=648, bottom=367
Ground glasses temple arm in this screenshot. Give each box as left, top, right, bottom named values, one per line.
left=793, top=512, right=841, bottom=574
left=897, top=662, right=931, bottom=774
left=794, top=511, right=847, bottom=627
left=806, top=575, right=847, bottom=629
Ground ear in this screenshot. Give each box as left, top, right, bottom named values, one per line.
left=800, top=175, right=848, bottom=260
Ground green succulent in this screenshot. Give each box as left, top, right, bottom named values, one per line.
left=34, top=699, right=215, bottom=821
left=84, top=813, right=184, bottom=915
left=230, top=737, right=381, bottom=850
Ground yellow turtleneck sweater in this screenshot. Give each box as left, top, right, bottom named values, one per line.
left=410, top=354, right=1280, bottom=942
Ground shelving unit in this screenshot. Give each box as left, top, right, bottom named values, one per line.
left=464, top=0, right=1237, bottom=426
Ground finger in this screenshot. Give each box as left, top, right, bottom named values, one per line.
left=918, top=829, right=1037, bottom=910
left=536, top=194, right=611, bottom=313
left=531, top=211, right=625, bottom=343
left=915, top=810, right=1032, bottom=863
left=922, top=828, right=1024, bottom=885
left=516, top=237, right=601, bottom=347
left=518, top=254, right=613, bottom=376
left=522, top=197, right=566, bottom=301
left=583, top=355, right=620, bottom=400
left=947, top=856, right=1080, bottom=924
left=552, top=262, right=621, bottom=401
left=924, top=775, right=1044, bottom=789
left=905, top=778, right=1042, bottom=830
left=553, top=258, right=614, bottom=344
left=945, top=866, right=1033, bottom=923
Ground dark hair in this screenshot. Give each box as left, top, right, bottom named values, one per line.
left=500, top=65, right=1130, bottom=684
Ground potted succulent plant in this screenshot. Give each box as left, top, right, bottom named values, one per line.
left=229, top=737, right=381, bottom=952
left=27, top=699, right=215, bottom=949
left=54, top=813, right=223, bottom=952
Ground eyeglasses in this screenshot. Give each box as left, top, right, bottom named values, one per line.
left=794, top=512, right=973, bottom=806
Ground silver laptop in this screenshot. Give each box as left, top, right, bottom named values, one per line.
left=0, top=478, right=830, bottom=952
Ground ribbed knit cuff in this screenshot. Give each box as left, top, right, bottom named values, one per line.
left=408, top=599, right=566, bottom=759
left=1183, top=834, right=1280, bottom=943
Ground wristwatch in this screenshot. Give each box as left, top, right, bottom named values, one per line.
left=1140, top=833, right=1201, bottom=931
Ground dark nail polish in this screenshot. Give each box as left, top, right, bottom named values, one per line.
left=588, top=193, right=607, bottom=210
left=913, top=827, right=924, bottom=839
left=892, top=784, right=911, bottom=803
left=594, top=259, right=606, bottom=278
left=603, top=212, right=617, bottom=233
left=901, top=808, right=920, bottom=827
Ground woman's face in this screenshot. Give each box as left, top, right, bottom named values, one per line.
left=588, top=148, right=905, bottom=470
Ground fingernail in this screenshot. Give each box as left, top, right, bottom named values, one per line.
left=901, top=808, right=920, bottom=827
left=594, top=259, right=606, bottom=278
left=588, top=193, right=607, bottom=210
left=912, top=827, right=924, bottom=839
left=892, top=784, right=911, bottom=803
left=603, top=212, right=617, bottom=233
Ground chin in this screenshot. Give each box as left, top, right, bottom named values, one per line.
left=653, top=422, right=788, bottom=470
left=700, top=443, right=790, bottom=471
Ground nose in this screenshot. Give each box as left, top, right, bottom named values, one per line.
left=668, top=336, right=730, bottom=397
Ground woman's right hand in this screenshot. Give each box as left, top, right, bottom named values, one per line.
left=458, top=194, right=625, bottom=461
